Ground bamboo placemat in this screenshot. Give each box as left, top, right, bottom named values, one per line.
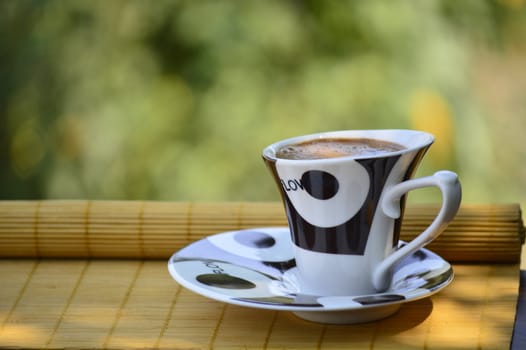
left=0, top=201, right=524, bottom=262
left=0, top=259, right=519, bottom=350
left=0, top=201, right=524, bottom=349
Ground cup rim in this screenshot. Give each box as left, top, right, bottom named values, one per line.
left=262, top=129, right=435, bottom=162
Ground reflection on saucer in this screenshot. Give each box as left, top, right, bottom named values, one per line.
left=196, top=273, right=257, bottom=290
left=354, top=294, right=405, bottom=305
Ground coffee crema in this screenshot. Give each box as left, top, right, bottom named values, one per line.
left=275, top=137, right=405, bottom=160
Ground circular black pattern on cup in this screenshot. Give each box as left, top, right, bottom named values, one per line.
left=234, top=231, right=276, bottom=248
left=196, top=273, right=256, bottom=289
left=301, top=170, right=339, bottom=200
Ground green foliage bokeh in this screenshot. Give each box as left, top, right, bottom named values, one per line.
left=1, top=0, right=525, bottom=203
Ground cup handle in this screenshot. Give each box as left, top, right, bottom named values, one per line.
left=373, top=170, right=461, bottom=291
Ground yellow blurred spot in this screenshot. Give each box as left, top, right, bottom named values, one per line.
left=409, top=90, right=454, bottom=167
left=498, top=0, right=525, bottom=9
left=55, top=116, right=85, bottom=160
left=9, top=120, right=45, bottom=178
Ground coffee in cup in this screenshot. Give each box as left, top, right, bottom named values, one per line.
left=275, top=138, right=405, bottom=160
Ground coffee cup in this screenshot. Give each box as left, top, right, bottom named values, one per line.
left=262, top=129, right=461, bottom=296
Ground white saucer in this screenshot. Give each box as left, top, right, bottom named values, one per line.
left=168, top=227, right=453, bottom=324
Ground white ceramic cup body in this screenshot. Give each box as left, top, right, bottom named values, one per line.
left=263, top=130, right=461, bottom=296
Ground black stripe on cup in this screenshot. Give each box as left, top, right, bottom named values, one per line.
left=264, top=146, right=430, bottom=255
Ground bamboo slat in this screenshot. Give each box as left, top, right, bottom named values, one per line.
left=0, top=259, right=518, bottom=349
left=0, top=201, right=524, bottom=262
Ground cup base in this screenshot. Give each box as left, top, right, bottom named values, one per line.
left=292, top=303, right=401, bottom=324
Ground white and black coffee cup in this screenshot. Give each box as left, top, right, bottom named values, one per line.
left=262, top=130, right=461, bottom=296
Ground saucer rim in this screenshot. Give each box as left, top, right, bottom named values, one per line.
left=167, top=227, right=453, bottom=312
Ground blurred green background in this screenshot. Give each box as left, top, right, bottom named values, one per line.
left=1, top=0, right=525, bottom=205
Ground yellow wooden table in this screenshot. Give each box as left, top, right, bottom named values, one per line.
left=0, top=201, right=524, bottom=349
